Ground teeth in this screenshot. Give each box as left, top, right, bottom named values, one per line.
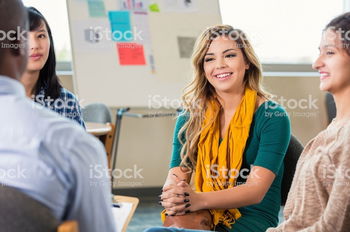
left=216, top=73, right=231, bottom=78
left=320, top=73, right=329, bottom=77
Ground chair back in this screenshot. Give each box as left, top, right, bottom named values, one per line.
left=58, top=221, right=79, bottom=232
left=82, top=103, right=112, bottom=123
left=325, top=92, right=336, bottom=124
left=0, top=185, right=79, bottom=232
left=82, top=103, right=116, bottom=168
left=0, top=185, right=59, bottom=232
left=281, top=135, right=304, bottom=205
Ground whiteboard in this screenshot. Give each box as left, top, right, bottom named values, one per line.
left=67, top=0, right=222, bottom=107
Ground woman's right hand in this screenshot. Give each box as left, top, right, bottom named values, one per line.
left=160, top=167, right=192, bottom=215
left=161, top=180, right=204, bottom=216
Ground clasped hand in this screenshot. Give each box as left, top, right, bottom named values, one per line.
left=160, top=180, right=201, bottom=216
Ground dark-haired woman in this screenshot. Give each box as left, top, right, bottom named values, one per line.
left=21, top=7, right=85, bottom=128
left=267, top=12, right=350, bottom=232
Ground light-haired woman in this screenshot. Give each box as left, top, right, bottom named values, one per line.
left=146, top=25, right=291, bottom=232
left=267, top=12, right=350, bottom=232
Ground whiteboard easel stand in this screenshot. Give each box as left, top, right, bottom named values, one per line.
left=110, top=108, right=180, bottom=191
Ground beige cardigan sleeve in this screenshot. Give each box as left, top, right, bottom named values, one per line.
left=298, top=139, right=350, bottom=232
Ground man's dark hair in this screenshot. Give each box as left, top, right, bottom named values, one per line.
left=0, top=0, right=27, bottom=67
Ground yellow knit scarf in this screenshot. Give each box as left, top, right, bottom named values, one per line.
left=195, top=88, right=257, bottom=229
left=160, top=88, right=257, bottom=229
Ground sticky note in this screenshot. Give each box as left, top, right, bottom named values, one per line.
left=88, top=0, right=106, bottom=17
left=119, top=0, right=148, bottom=11
left=177, top=36, right=196, bottom=58
left=117, top=43, right=146, bottom=65
left=149, top=3, right=160, bottom=12
left=108, top=11, right=133, bottom=42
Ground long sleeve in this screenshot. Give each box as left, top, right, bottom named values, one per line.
left=267, top=123, right=350, bottom=232
left=298, top=188, right=350, bottom=231
left=297, top=137, right=350, bottom=232
left=65, top=133, right=116, bottom=232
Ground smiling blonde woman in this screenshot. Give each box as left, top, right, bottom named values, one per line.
left=144, top=25, right=292, bottom=232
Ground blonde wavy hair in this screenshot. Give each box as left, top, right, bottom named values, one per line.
left=178, top=24, right=270, bottom=171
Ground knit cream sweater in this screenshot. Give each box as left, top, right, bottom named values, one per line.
left=267, top=121, right=350, bottom=232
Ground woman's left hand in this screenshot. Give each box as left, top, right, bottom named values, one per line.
left=160, top=181, right=202, bottom=216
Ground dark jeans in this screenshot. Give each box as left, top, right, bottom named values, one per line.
left=143, top=224, right=229, bottom=232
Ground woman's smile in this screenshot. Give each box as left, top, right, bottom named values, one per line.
left=212, top=72, right=233, bottom=81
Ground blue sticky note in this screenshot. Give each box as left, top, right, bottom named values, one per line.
left=88, top=0, right=106, bottom=17
left=108, top=11, right=133, bottom=42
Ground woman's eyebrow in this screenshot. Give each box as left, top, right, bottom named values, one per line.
left=320, top=44, right=336, bottom=49
left=223, top=48, right=237, bottom=53
left=35, top=29, right=47, bottom=33
left=319, top=44, right=342, bottom=52
left=205, top=48, right=237, bottom=56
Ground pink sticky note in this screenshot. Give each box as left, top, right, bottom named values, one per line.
left=117, top=43, right=146, bottom=65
